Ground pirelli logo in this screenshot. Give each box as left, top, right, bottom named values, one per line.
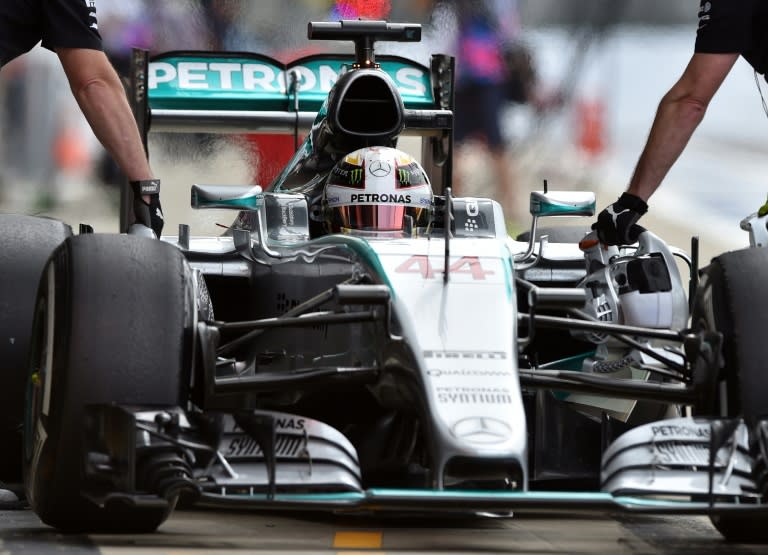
left=424, top=350, right=506, bottom=360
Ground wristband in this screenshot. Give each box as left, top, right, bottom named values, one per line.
left=617, top=192, right=648, bottom=214
left=130, top=179, right=161, bottom=196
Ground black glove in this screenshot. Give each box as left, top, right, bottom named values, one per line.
left=131, top=179, right=165, bottom=237
left=592, top=192, right=648, bottom=246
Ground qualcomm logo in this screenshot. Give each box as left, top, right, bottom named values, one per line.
left=451, top=417, right=512, bottom=445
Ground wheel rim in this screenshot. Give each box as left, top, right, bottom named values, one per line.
left=24, top=267, right=55, bottom=504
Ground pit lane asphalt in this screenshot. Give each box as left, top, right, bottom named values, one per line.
left=1, top=507, right=766, bottom=554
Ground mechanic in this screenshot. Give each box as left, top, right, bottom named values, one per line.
left=0, top=0, right=164, bottom=237
left=449, top=0, right=521, bottom=219
left=593, top=0, right=768, bottom=245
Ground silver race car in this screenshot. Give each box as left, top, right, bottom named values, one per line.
left=1, top=20, right=767, bottom=542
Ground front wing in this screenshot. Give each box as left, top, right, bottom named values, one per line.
left=82, top=404, right=767, bottom=520
left=194, top=489, right=768, bottom=518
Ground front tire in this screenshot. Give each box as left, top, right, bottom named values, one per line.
left=690, top=247, right=768, bottom=543
left=24, top=234, right=193, bottom=532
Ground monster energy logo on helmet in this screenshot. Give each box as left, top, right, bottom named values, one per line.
left=349, top=168, right=363, bottom=184
left=398, top=169, right=411, bottom=184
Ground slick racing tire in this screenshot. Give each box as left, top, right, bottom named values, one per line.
left=0, top=215, right=71, bottom=483
left=691, top=247, right=768, bottom=425
left=516, top=225, right=591, bottom=244
left=24, top=234, right=193, bottom=533
left=690, top=247, right=768, bottom=543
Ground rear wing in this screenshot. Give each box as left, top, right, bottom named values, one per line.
left=124, top=48, right=455, bottom=230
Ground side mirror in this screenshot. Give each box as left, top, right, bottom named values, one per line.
left=530, top=191, right=596, bottom=218
left=191, top=185, right=263, bottom=210
left=514, top=190, right=596, bottom=267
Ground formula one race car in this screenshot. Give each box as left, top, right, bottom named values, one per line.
left=2, top=20, right=768, bottom=542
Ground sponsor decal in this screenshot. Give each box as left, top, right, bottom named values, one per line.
left=350, top=193, right=411, bottom=203
left=427, top=368, right=512, bottom=378
left=451, top=417, right=512, bottom=444
left=368, top=160, right=392, bottom=177
left=226, top=434, right=305, bottom=458
left=424, top=350, right=506, bottom=360
left=280, top=204, right=295, bottom=226
left=225, top=416, right=306, bottom=432
left=462, top=199, right=482, bottom=232
left=698, top=1, right=712, bottom=30
left=349, top=168, right=363, bottom=184
left=149, top=61, right=429, bottom=98
left=395, top=255, right=495, bottom=280
left=332, top=166, right=350, bottom=178
left=651, top=424, right=710, bottom=438
left=652, top=442, right=710, bottom=464
left=151, top=61, right=283, bottom=91
left=436, top=387, right=513, bottom=405
left=398, top=169, right=411, bottom=184
left=277, top=417, right=305, bottom=430
left=225, top=417, right=308, bottom=457
left=86, top=1, right=98, bottom=30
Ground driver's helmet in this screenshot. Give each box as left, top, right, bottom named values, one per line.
left=324, top=146, right=433, bottom=234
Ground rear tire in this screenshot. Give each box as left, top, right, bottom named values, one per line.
left=0, top=215, right=71, bottom=483
left=24, top=234, right=193, bottom=532
left=690, top=247, right=768, bottom=543
left=709, top=514, right=768, bottom=544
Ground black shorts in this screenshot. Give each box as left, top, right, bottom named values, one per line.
left=0, top=0, right=102, bottom=67
left=695, top=0, right=768, bottom=75
left=454, top=83, right=506, bottom=151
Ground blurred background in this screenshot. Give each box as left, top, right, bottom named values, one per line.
left=1, top=0, right=766, bottom=264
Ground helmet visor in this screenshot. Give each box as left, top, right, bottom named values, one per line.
left=337, top=204, right=406, bottom=231
left=335, top=205, right=428, bottom=231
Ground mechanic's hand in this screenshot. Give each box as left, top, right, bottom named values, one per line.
left=131, top=179, right=165, bottom=238
left=592, top=192, right=648, bottom=246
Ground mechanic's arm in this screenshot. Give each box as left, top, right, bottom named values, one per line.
left=56, top=47, right=154, bottom=200
left=626, top=52, right=738, bottom=201
left=593, top=52, right=738, bottom=245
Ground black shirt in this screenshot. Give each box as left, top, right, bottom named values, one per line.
left=0, top=0, right=102, bottom=67
left=695, top=0, right=768, bottom=75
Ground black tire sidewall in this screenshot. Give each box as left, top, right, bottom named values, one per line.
left=710, top=514, right=768, bottom=543
left=25, top=234, right=193, bottom=532
left=0, top=215, right=71, bottom=483
left=691, top=247, right=768, bottom=424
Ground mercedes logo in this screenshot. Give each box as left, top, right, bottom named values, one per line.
left=451, top=417, right=512, bottom=445
left=368, top=160, right=392, bottom=177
